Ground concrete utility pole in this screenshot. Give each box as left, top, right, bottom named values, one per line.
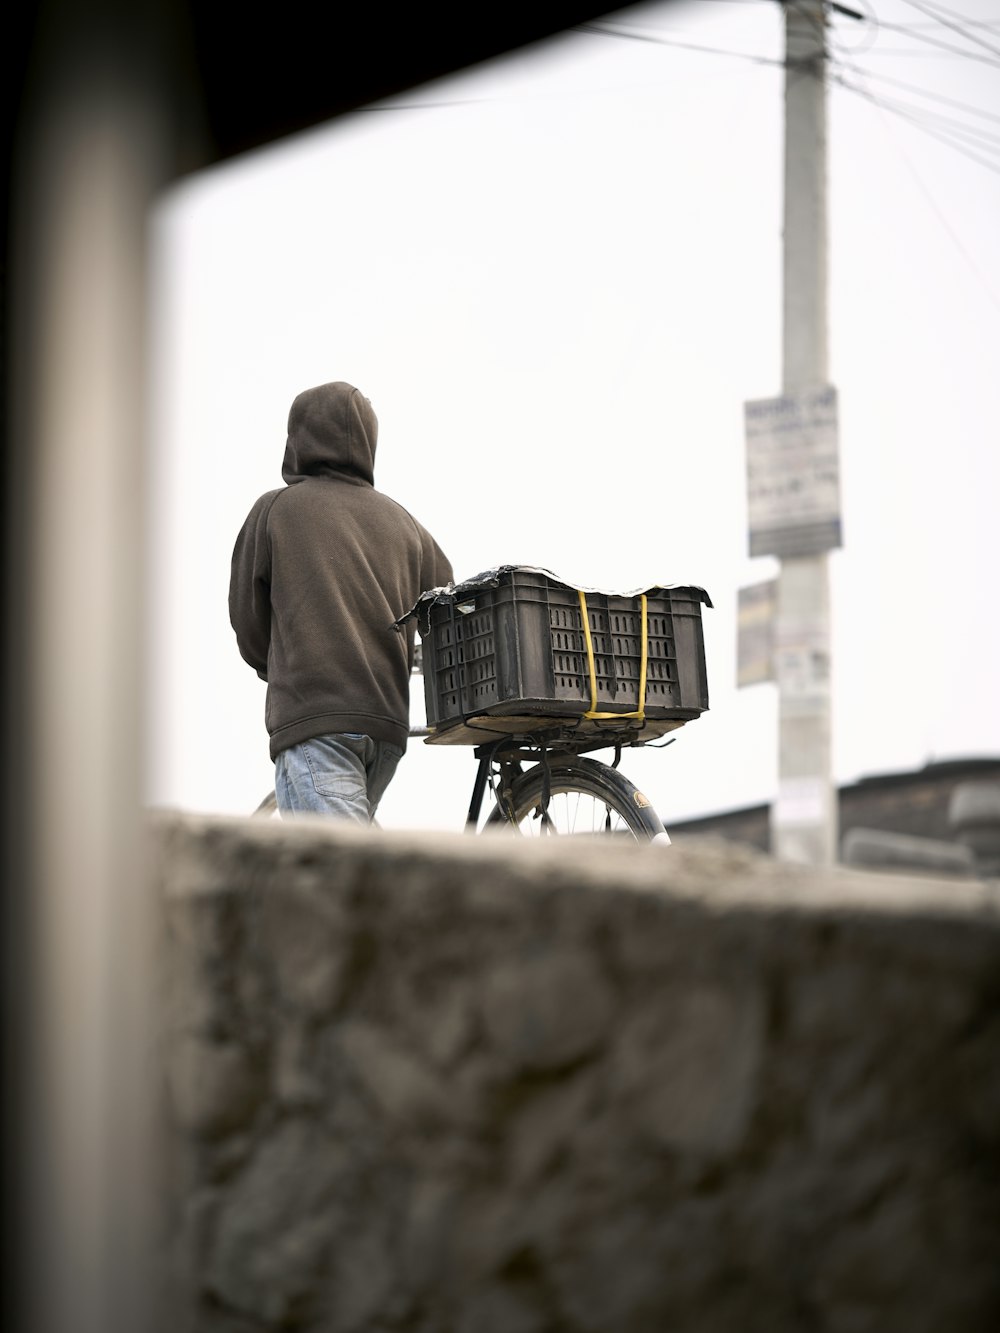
left=773, top=0, right=837, bottom=864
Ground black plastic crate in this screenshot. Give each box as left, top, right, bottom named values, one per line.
left=419, top=568, right=710, bottom=741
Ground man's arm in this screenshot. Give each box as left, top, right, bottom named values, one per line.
left=229, top=491, right=280, bottom=680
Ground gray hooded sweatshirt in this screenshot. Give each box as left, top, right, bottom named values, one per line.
left=229, top=382, right=452, bottom=758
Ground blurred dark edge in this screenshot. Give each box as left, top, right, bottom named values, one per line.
left=1, top=3, right=646, bottom=1331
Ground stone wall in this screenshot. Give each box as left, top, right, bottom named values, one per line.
left=152, top=813, right=1000, bottom=1333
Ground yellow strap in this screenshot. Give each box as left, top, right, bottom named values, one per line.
left=578, top=590, right=648, bottom=722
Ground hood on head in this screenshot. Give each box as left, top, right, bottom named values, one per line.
left=282, top=382, right=378, bottom=485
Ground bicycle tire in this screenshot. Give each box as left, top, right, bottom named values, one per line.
left=253, top=791, right=278, bottom=816
left=482, top=756, right=670, bottom=843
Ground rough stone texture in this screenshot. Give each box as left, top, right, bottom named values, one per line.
left=151, top=813, right=1000, bottom=1333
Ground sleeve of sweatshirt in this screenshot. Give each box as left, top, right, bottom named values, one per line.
left=229, top=491, right=280, bottom=680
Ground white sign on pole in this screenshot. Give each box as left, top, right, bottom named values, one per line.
left=736, top=579, right=776, bottom=687
left=745, top=385, right=842, bottom=558
left=774, top=615, right=830, bottom=707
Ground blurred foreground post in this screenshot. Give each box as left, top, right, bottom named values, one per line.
left=5, top=6, right=189, bottom=1330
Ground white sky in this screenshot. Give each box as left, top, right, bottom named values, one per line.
left=146, top=0, right=1000, bottom=834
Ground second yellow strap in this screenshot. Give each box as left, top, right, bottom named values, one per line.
left=578, top=590, right=648, bottom=722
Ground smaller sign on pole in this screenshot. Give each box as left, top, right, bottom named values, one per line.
left=737, top=579, right=776, bottom=687
left=745, top=385, right=842, bottom=559
left=774, top=614, right=830, bottom=707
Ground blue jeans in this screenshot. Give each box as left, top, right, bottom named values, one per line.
left=274, top=733, right=403, bottom=823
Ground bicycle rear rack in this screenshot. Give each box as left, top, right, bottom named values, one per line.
left=465, top=727, right=647, bottom=830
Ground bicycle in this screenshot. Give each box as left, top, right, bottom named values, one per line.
left=253, top=566, right=711, bottom=842
left=253, top=720, right=672, bottom=841
left=454, top=723, right=674, bottom=842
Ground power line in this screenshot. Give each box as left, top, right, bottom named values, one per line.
left=588, top=4, right=1000, bottom=315
left=897, top=2, right=1000, bottom=28
left=361, top=9, right=1000, bottom=192
left=834, top=71, right=1000, bottom=176
left=827, top=50, right=1000, bottom=151
left=360, top=3, right=1000, bottom=325
left=902, top=18, right=1000, bottom=31
left=850, top=45, right=1000, bottom=58
left=837, top=73, right=1000, bottom=315
left=862, top=89, right=1000, bottom=152
left=821, top=11, right=1000, bottom=174
left=582, top=7, right=1000, bottom=72
left=575, top=20, right=785, bottom=65
left=835, top=63, right=1000, bottom=126
left=852, top=86, right=1000, bottom=158
left=783, top=4, right=1000, bottom=316
left=897, top=0, right=1000, bottom=59
left=865, top=13, right=1000, bottom=67
left=810, top=0, right=1000, bottom=169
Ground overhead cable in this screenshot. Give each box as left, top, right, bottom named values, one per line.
left=897, top=0, right=1000, bottom=58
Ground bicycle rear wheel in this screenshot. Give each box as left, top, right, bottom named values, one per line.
left=483, top=756, right=669, bottom=843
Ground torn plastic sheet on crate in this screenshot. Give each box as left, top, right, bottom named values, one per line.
left=393, top=564, right=713, bottom=635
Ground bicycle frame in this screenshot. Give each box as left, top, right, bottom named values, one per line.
left=463, top=728, right=647, bottom=831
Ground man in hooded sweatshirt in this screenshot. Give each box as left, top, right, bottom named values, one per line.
left=229, top=381, right=453, bottom=821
